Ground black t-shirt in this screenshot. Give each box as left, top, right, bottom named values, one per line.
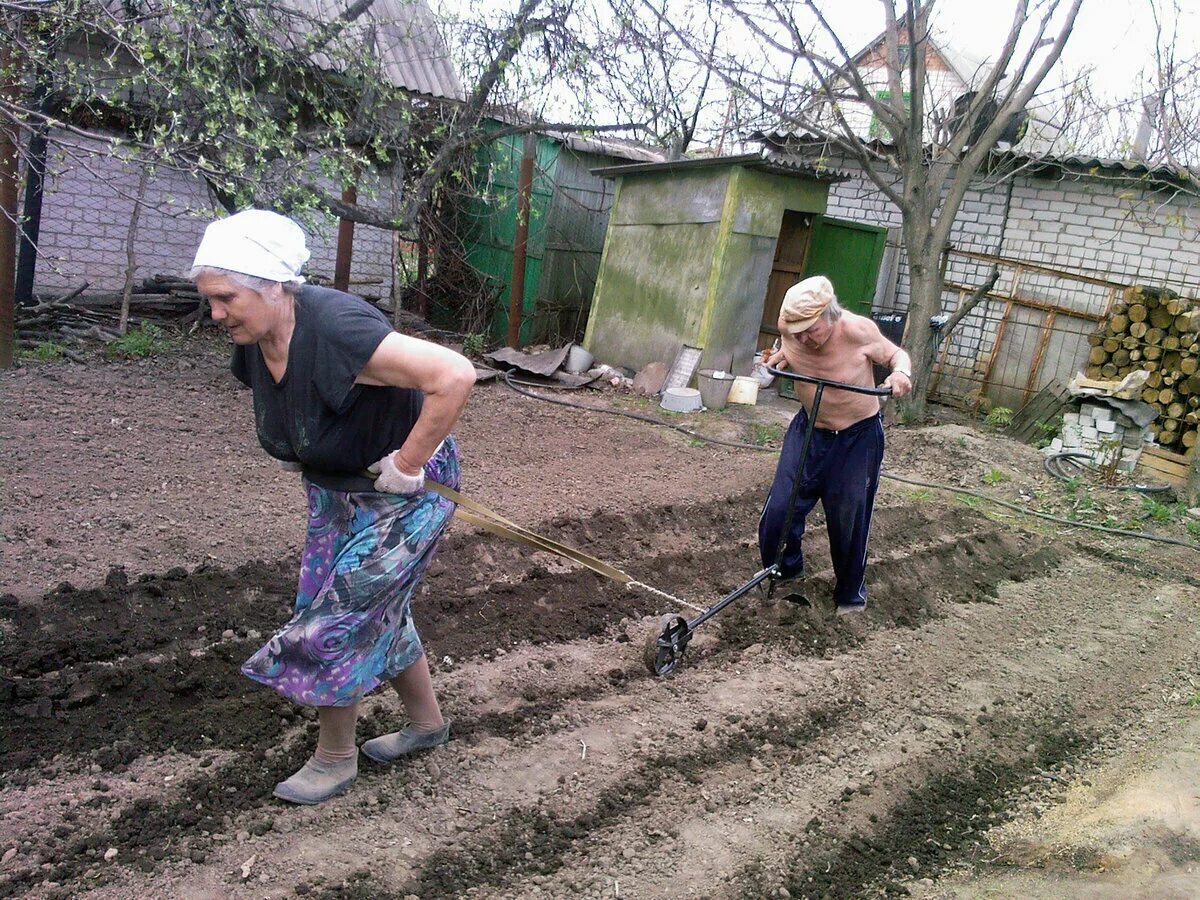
left=231, top=284, right=423, bottom=491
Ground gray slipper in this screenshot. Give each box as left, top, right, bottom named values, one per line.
left=360, top=721, right=451, bottom=763
left=272, top=756, right=357, bottom=805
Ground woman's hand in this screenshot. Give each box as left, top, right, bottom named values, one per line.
left=368, top=451, right=425, bottom=494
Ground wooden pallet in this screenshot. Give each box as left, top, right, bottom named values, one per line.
left=1007, top=377, right=1073, bottom=444
left=1136, top=445, right=1193, bottom=487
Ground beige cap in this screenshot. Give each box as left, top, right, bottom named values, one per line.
left=780, top=275, right=835, bottom=334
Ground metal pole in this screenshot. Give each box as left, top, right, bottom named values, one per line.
left=14, top=76, right=50, bottom=309
left=333, top=181, right=357, bottom=293
left=507, top=133, right=536, bottom=348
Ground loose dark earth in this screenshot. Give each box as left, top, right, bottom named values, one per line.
left=2, top=342, right=1198, bottom=899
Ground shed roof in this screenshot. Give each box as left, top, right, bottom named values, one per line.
left=590, top=149, right=850, bottom=181
left=283, top=0, right=464, bottom=101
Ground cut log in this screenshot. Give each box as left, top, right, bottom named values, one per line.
left=1128, top=303, right=1147, bottom=323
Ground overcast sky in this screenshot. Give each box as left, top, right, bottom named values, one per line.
left=434, top=0, right=1196, bottom=150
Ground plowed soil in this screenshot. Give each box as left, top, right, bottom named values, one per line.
left=2, top=341, right=1198, bottom=899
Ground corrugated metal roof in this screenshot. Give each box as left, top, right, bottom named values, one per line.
left=756, top=130, right=1199, bottom=184
left=98, top=0, right=464, bottom=101
left=285, top=0, right=464, bottom=101
left=590, top=149, right=850, bottom=180
left=991, top=149, right=1197, bottom=183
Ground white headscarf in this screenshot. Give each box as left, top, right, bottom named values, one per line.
left=192, top=209, right=311, bottom=283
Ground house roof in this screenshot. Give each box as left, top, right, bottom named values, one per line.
left=849, top=29, right=992, bottom=90
left=590, top=149, right=850, bottom=181
left=284, top=0, right=464, bottom=101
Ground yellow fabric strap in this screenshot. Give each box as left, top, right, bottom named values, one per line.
left=424, top=480, right=633, bottom=585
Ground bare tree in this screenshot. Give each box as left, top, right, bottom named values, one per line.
left=592, top=0, right=727, bottom=157
left=654, top=0, right=1084, bottom=419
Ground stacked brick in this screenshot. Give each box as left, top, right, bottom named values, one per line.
left=1085, top=286, right=1200, bottom=456
left=1053, top=403, right=1146, bottom=473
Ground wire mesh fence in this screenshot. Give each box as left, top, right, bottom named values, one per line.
left=927, top=243, right=1197, bottom=416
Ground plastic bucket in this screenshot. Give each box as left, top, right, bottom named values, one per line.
left=564, top=343, right=594, bottom=374
left=727, top=375, right=760, bottom=405
left=696, top=369, right=734, bottom=410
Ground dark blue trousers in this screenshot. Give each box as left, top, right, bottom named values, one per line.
left=758, top=410, right=885, bottom=608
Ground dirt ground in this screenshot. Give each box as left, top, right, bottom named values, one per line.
left=2, top=338, right=1199, bottom=900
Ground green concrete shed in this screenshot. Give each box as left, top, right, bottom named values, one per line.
left=584, top=153, right=881, bottom=377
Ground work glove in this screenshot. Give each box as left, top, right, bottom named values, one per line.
left=368, top=451, right=425, bottom=495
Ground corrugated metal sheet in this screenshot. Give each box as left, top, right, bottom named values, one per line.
left=758, top=130, right=1199, bottom=184
left=284, top=0, right=464, bottom=101
left=552, top=132, right=665, bottom=163
left=98, top=0, right=464, bottom=101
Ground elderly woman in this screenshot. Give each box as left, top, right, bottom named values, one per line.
left=190, top=209, right=475, bottom=805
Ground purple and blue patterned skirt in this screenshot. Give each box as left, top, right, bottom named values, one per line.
left=242, top=438, right=460, bottom=707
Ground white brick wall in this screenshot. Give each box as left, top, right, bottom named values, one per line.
left=817, top=150, right=1200, bottom=313
left=31, top=131, right=397, bottom=298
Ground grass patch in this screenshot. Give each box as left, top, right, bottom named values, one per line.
left=982, top=467, right=1009, bottom=486
left=106, top=323, right=171, bottom=359
left=21, top=340, right=67, bottom=361
left=984, top=406, right=1014, bottom=429
left=750, top=423, right=785, bottom=446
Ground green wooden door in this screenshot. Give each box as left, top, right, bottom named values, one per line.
left=801, top=216, right=887, bottom=315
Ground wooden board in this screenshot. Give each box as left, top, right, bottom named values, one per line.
left=1136, top=445, right=1191, bottom=486
left=1007, top=377, right=1073, bottom=444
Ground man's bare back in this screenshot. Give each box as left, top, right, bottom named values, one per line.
left=766, top=310, right=911, bottom=430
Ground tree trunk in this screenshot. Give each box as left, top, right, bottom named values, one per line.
left=118, top=166, right=149, bottom=335
left=0, top=42, right=19, bottom=369
left=895, top=227, right=941, bottom=422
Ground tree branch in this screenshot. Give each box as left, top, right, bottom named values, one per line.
left=942, top=265, right=1000, bottom=335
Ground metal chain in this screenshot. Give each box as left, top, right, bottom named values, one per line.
left=625, top=579, right=707, bottom=614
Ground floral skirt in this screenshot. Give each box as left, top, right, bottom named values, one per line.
left=242, top=438, right=460, bottom=707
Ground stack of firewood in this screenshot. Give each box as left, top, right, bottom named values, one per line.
left=1086, top=285, right=1199, bottom=454
left=16, top=275, right=208, bottom=350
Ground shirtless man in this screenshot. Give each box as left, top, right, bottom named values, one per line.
left=759, top=275, right=912, bottom=615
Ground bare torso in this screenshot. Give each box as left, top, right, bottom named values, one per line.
left=778, top=312, right=899, bottom=430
